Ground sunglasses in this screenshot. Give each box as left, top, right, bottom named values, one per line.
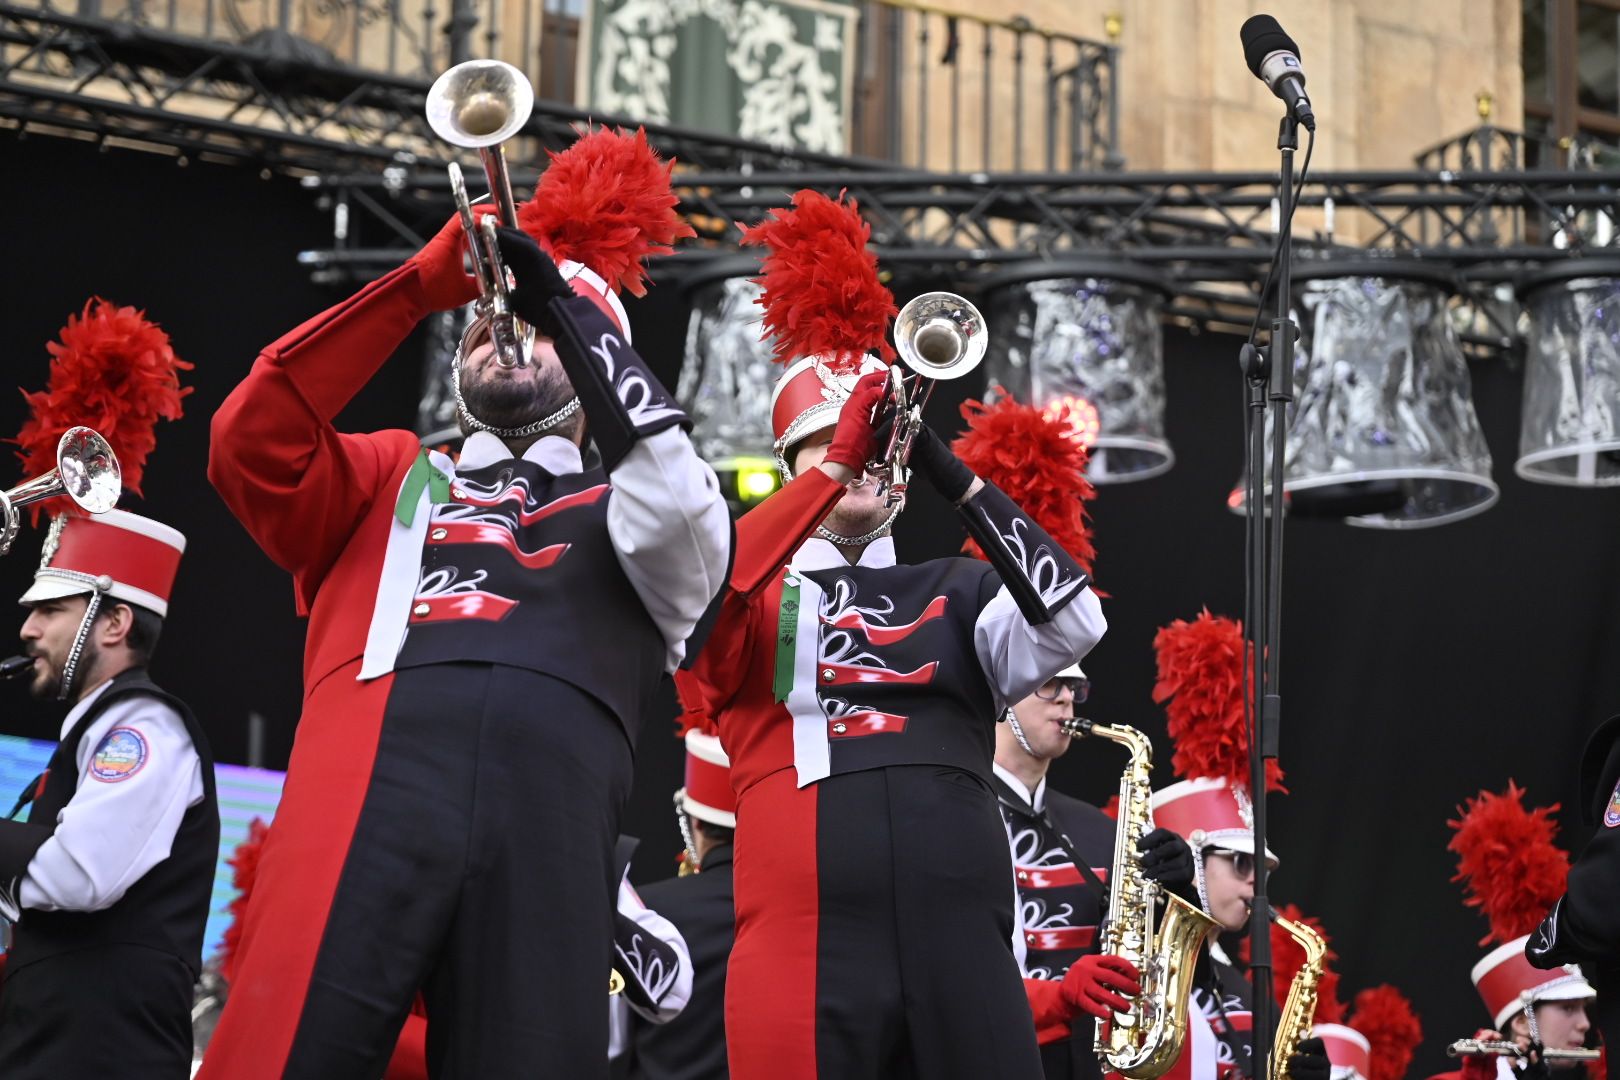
left=1034, top=676, right=1090, bottom=703
left=1207, top=849, right=1258, bottom=878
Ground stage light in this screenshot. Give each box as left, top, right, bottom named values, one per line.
left=1229, top=260, right=1497, bottom=528
left=1515, top=258, right=1620, bottom=487
left=983, top=261, right=1173, bottom=483
left=734, top=458, right=781, bottom=503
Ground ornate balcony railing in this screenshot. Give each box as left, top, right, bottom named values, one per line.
left=0, top=0, right=1121, bottom=174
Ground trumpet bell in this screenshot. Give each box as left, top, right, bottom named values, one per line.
left=894, top=292, right=988, bottom=380
left=0, top=426, right=121, bottom=556
left=426, top=59, right=535, bottom=149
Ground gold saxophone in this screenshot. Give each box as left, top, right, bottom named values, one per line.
left=1269, top=913, right=1327, bottom=1080
left=1062, top=717, right=1219, bottom=1079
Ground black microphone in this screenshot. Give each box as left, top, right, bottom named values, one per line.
left=0, top=656, right=35, bottom=681
left=1240, top=14, right=1316, bottom=131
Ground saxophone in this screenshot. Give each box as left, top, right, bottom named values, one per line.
left=1270, top=913, right=1327, bottom=1080
left=1062, top=717, right=1219, bottom=1079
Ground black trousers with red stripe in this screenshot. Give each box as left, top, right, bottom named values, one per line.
left=281, top=662, right=633, bottom=1079
left=728, top=764, right=1044, bottom=1080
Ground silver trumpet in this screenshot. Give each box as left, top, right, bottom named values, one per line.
left=0, top=427, right=121, bottom=557
left=425, top=59, right=537, bottom=369
left=1447, top=1038, right=1600, bottom=1062
left=870, top=291, right=988, bottom=505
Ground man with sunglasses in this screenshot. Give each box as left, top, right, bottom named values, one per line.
left=994, top=663, right=1197, bottom=1080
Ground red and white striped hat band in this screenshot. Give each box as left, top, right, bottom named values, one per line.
left=1150, top=777, right=1279, bottom=866
left=20, top=509, right=186, bottom=618
left=1313, top=1023, right=1371, bottom=1080
left=769, top=354, right=890, bottom=457
left=680, top=730, right=736, bottom=829
left=559, top=261, right=632, bottom=344
left=1471, top=935, right=1595, bottom=1030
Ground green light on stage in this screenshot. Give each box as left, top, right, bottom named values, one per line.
left=732, top=457, right=780, bottom=504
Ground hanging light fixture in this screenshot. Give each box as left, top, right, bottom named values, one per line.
left=981, top=261, right=1172, bottom=483
left=1515, top=258, right=1620, bottom=487
left=1229, top=260, right=1498, bottom=528
left=677, top=256, right=781, bottom=508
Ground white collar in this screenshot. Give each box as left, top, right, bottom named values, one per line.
left=456, top=431, right=583, bottom=475
left=59, top=678, right=113, bottom=740
left=790, top=536, right=897, bottom=573
left=992, top=761, right=1046, bottom=813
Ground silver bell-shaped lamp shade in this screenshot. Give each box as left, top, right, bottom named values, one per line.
left=1515, top=258, right=1620, bottom=487
left=678, top=257, right=782, bottom=506
left=1230, top=261, right=1498, bottom=528
left=981, top=261, right=1172, bottom=483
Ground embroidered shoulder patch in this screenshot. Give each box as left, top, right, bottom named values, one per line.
left=1605, top=778, right=1620, bottom=828
left=90, top=727, right=149, bottom=783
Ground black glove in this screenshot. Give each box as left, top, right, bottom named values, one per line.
left=1137, top=828, right=1195, bottom=891
left=493, top=226, right=573, bottom=338
left=1286, top=1037, right=1330, bottom=1080
left=907, top=426, right=977, bottom=504
left=1525, top=898, right=1566, bottom=968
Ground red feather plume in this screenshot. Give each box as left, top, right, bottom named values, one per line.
left=517, top=126, right=695, bottom=298
left=952, top=391, right=1097, bottom=577
left=14, top=298, right=191, bottom=509
left=1238, top=903, right=1344, bottom=1024
left=218, top=817, right=270, bottom=985
left=1447, top=781, right=1570, bottom=944
left=739, top=189, right=897, bottom=370
left=1152, top=610, right=1284, bottom=792
left=1347, top=985, right=1423, bottom=1080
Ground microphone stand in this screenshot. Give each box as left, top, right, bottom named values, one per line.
left=1240, top=109, right=1300, bottom=1080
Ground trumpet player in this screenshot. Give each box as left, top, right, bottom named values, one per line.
left=0, top=510, right=218, bottom=1080
left=201, top=120, right=728, bottom=1078
left=674, top=190, right=1105, bottom=1080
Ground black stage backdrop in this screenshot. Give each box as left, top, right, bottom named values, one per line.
left=4, top=138, right=1620, bottom=1074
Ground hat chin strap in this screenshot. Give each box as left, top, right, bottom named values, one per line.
left=816, top=502, right=903, bottom=548
left=674, top=790, right=701, bottom=876
left=53, top=572, right=114, bottom=703
left=1189, top=831, right=1214, bottom=918
left=451, top=352, right=581, bottom=441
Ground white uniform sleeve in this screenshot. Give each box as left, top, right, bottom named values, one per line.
left=606, top=426, right=732, bottom=672
left=613, top=872, right=694, bottom=1024
left=13, top=696, right=205, bottom=915
left=973, top=584, right=1106, bottom=713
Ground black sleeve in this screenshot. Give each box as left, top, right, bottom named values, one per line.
left=545, top=295, right=692, bottom=472
left=1528, top=817, right=1620, bottom=966
left=957, top=481, right=1089, bottom=625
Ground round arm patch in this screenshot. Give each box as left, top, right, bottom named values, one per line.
left=89, top=727, right=150, bottom=783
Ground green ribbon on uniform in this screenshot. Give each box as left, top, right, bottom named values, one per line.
left=773, top=572, right=801, bottom=703
left=394, top=450, right=453, bottom=527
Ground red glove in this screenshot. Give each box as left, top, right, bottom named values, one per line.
left=1059, top=954, right=1142, bottom=1021
left=408, top=209, right=497, bottom=313
left=1460, top=1030, right=1506, bottom=1080
left=821, top=370, right=891, bottom=472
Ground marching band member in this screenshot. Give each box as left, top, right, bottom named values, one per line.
left=202, top=128, right=729, bottom=1078
left=616, top=730, right=738, bottom=1080
left=676, top=191, right=1106, bottom=1079
left=1149, top=610, right=1329, bottom=1080
left=1441, top=784, right=1599, bottom=1078
left=0, top=510, right=215, bottom=1080
left=949, top=394, right=1193, bottom=1078
left=1528, top=712, right=1620, bottom=1059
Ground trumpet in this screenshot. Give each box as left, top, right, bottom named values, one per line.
left=869, top=292, right=988, bottom=505
left=0, top=427, right=121, bottom=557
left=1447, top=1038, right=1600, bottom=1062
left=425, top=59, right=537, bottom=369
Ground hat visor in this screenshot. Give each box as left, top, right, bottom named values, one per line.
left=1535, top=977, right=1597, bottom=1004
left=1204, top=832, right=1280, bottom=869
left=19, top=578, right=90, bottom=607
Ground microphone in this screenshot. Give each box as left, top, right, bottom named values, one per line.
left=1240, top=14, right=1316, bottom=131
left=1, top=656, right=35, bottom=681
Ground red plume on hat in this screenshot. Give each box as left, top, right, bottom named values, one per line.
left=951, top=390, right=1097, bottom=578
left=1447, top=780, right=1570, bottom=945
left=1346, top=985, right=1423, bottom=1080
left=13, top=298, right=192, bottom=513
left=1238, top=903, right=1344, bottom=1024
left=739, top=189, right=897, bottom=371
left=516, top=126, right=695, bottom=298
left=1152, top=609, right=1284, bottom=793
